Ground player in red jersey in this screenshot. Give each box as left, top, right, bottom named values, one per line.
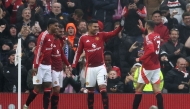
left=23, top=18, right=59, bottom=109
left=132, top=20, right=164, bottom=109
left=72, top=18, right=124, bottom=109
left=50, top=25, right=72, bottom=109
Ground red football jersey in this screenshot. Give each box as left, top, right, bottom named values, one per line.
left=33, top=30, right=54, bottom=68
left=72, top=26, right=122, bottom=68
left=51, top=38, right=70, bottom=71
left=139, top=32, right=160, bottom=70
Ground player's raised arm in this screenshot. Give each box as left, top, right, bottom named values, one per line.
left=102, top=9, right=126, bottom=40
left=72, top=37, right=84, bottom=68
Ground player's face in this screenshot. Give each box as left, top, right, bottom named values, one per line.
left=170, top=30, right=179, bottom=42
left=88, top=23, right=99, bottom=35
left=104, top=55, right=112, bottom=67
left=51, top=23, right=59, bottom=34
left=108, top=71, right=117, bottom=79
left=152, top=13, right=161, bottom=24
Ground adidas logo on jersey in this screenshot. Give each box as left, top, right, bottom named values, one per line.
left=86, top=40, right=90, bottom=43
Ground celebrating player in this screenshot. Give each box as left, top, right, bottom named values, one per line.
left=132, top=20, right=164, bottom=109
left=23, top=18, right=59, bottom=109
left=50, top=25, right=71, bottom=109
left=72, top=18, right=124, bottom=109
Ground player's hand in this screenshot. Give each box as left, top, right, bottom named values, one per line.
left=136, top=58, right=139, bottom=62
left=110, top=88, right=117, bottom=92
left=178, top=84, right=185, bottom=89
left=32, top=68, right=38, bottom=75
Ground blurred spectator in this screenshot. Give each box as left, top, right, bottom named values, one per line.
left=60, top=67, right=81, bottom=93
left=67, top=9, right=84, bottom=26
left=64, top=23, right=78, bottom=64
left=30, top=21, right=42, bottom=37
left=164, top=57, right=190, bottom=93
left=185, top=36, right=190, bottom=55
left=8, top=24, right=18, bottom=45
left=40, top=0, right=57, bottom=14
left=76, top=19, right=87, bottom=38
left=123, top=66, right=136, bottom=93
left=43, top=2, right=68, bottom=30
left=123, top=0, right=147, bottom=43
left=160, top=5, right=179, bottom=30
left=161, top=28, right=186, bottom=67
left=104, top=51, right=121, bottom=77
left=143, top=0, right=162, bottom=20
left=152, top=10, right=169, bottom=45
left=92, top=0, right=117, bottom=31
left=18, top=25, right=31, bottom=42
left=23, top=35, right=36, bottom=71
left=78, top=51, right=86, bottom=88
left=105, top=22, right=132, bottom=81
left=177, top=12, right=190, bottom=44
left=186, top=3, right=190, bottom=12
left=80, top=0, right=93, bottom=21
left=0, top=39, right=13, bottom=66
left=160, top=0, right=187, bottom=23
left=58, top=0, right=81, bottom=14
left=13, top=42, right=17, bottom=51
left=0, top=0, right=10, bottom=23
left=0, top=50, right=28, bottom=92
left=58, top=24, right=65, bottom=38
left=185, top=56, right=190, bottom=72
left=16, top=8, right=35, bottom=32
left=0, top=18, right=8, bottom=46
left=5, top=0, right=22, bottom=24
left=0, top=62, right=2, bottom=91
left=159, top=51, right=174, bottom=77
left=107, top=70, right=124, bottom=93
left=16, top=0, right=44, bottom=26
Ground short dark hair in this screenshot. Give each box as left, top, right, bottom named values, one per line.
left=47, top=18, right=59, bottom=28
left=58, top=24, right=64, bottom=29
left=152, top=10, right=162, bottom=16
left=146, top=20, right=155, bottom=30
left=88, top=19, right=98, bottom=25
left=74, top=9, right=84, bottom=17
left=77, top=19, right=87, bottom=27
left=182, top=12, right=190, bottom=19
left=104, top=51, right=112, bottom=57
left=170, top=28, right=179, bottom=34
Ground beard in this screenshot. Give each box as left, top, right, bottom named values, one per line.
left=80, top=28, right=87, bottom=34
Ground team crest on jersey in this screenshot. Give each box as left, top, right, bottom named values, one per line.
left=36, top=79, right=40, bottom=83
left=54, top=81, right=57, bottom=84
left=95, top=37, right=99, bottom=40
left=86, top=82, right=89, bottom=86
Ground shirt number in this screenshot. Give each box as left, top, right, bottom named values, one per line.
left=155, top=40, right=160, bottom=54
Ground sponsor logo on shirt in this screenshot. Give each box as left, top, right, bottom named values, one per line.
left=87, top=43, right=101, bottom=52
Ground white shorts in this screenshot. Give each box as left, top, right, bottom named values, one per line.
left=137, top=68, right=160, bottom=84
left=85, top=65, right=107, bottom=87
left=51, top=70, right=63, bottom=87
left=33, top=64, right=52, bottom=85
